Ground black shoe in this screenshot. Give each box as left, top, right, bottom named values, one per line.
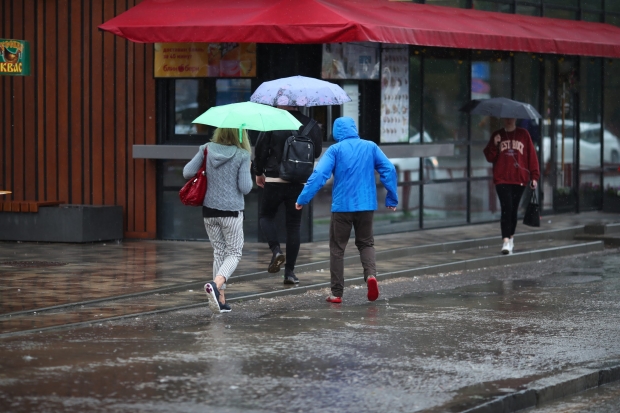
left=283, top=271, right=299, bottom=284
left=268, top=251, right=286, bottom=273
left=218, top=302, right=232, bottom=313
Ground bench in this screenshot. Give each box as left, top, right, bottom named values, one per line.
left=1, top=200, right=63, bottom=213
left=0, top=202, right=123, bottom=243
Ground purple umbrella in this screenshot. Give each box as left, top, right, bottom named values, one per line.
left=250, top=75, right=352, bottom=107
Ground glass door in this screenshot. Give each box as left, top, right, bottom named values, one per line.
left=542, top=57, right=579, bottom=213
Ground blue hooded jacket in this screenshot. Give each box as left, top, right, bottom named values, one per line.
left=297, top=117, right=398, bottom=212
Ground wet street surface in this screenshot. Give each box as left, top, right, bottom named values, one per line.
left=1, top=251, right=620, bottom=412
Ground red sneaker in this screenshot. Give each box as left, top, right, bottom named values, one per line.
left=367, top=276, right=379, bottom=301
left=326, top=295, right=342, bottom=303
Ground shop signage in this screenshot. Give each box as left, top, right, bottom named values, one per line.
left=0, top=39, right=30, bottom=76
left=154, top=42, right=256, bottom=78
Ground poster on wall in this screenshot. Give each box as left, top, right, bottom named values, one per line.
left=380, top=45, right=409, bottom=143
left=154, top=43, right=256, bottom=78
left=321, top=42, right=379, bottom=80
left=0, top=39, right=30, bottom=76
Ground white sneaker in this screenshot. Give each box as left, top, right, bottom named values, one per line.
left=509, top=238, right=514, bottom=253
left=501, top=241, right=510, bottom=255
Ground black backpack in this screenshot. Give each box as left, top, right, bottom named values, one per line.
left=278, top=119, right=318, bottom=183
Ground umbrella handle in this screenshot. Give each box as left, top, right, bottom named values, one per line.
left=238, top=124, right=245, bottom=143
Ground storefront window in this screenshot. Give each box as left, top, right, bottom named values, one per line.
left=543, top=0, right=577, bottom=6
left=470, top=179, right=501, bottom=222
left=516, top=5, right=540, bottom=16
left=423, top=182, right=467, bottom=228
left=473, top=1, right=512, bottom=12
left=603, top=59, right=620, bottom=210
left=470, top=55, right=512, bottom=180
left=606, top=2, right=620, bottom=13
left=174, top=78, right=251, bottom=135
left=543, top=8, right=577, bottom=20
left=581, top=0, right=602, bottom=9
left=579, top=57, right=603, bottom=209
left=424, top=0, right=467, bottom=7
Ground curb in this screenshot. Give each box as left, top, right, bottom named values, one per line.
left=462, top=364, right=620, bottom=413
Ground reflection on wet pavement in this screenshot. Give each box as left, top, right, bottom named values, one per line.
left=1, top=254, right=619, bottom=413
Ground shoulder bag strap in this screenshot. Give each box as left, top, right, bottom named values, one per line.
left=300, top=119, right=317, bottom=136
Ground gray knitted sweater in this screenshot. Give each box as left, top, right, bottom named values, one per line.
left=183, top=142, right=252, bottom=211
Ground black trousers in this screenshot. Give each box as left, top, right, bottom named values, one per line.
left=259, top=182, right=304, bottom=273
left=495, top=184, right=526, bottom=239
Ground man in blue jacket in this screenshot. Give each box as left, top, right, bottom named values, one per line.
left=295, top=117, right=398, bottom=303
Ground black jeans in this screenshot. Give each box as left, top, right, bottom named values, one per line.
left=259, top=182, right=304, bottom=273
left=329, top=211, right=376, bottom=298
left=495, top=184, right=526, bottom=239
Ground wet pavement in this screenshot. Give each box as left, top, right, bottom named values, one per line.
left=1, top=211, right=619, bottom=337
left=1, top=251, right=620, bottom=412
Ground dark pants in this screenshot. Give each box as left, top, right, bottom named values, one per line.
left=495, top=184, right=526, bottom=239
left=259, top=182, right=304, bottom=273
left=329, top=211, right=376, bottom=298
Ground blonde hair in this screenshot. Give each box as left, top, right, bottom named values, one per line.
left=211, top=128, right=251, bottom=153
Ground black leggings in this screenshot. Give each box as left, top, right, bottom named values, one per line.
left=495, top=184, right=526, bottom=239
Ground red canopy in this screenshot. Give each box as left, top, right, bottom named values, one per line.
left=99, top=0, right=620, bottom=58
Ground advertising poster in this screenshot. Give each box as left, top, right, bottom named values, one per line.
left=380, top=45, right=409, bottom=143
left=321, top=42, right=379, bottom=80
left=154, top=43, right=256, bottom=78
left=0, top=39, right=30, bottom=76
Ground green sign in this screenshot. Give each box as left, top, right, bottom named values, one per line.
left=0, top=39, right=30, bottom=76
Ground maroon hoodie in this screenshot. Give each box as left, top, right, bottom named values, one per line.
left=483, top=127, right=540, bottom=186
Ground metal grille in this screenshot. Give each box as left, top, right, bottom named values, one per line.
left=1, top=261, right=69, bottom=268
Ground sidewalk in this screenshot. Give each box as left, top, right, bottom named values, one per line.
left=0, top=211, right=618, bottom=337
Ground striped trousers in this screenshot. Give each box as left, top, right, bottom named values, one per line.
left=203, top=213, right=244, bottom=289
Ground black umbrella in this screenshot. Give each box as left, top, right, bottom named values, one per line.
left=460, top=97, right=541, bottom=119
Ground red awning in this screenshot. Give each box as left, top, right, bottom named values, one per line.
left=99, top=0, right=620, bottom=58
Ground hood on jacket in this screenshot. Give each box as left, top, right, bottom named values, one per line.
left=333, top=117, right=359, bottom=142
left=207, top=143, right=238, bottom=169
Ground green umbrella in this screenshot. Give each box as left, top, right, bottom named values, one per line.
left=193, top=101, right=303, bottom=143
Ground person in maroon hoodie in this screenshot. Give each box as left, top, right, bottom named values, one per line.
left=484, top=118, right=540, bottom=255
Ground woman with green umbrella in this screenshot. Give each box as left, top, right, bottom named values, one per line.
left=187, top=102, right=302, bottom=314
left=183, top=127, right=253, bottom=314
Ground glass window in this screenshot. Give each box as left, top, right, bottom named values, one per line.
left=424, top=0, right=467, bottom=7
left=423, top=182, right=467, bottom=228
left=579, top=57, right=602, bottom=170
left=581, top=0, right=602, bottom=10
left=544, top=0, right=577, bottom=6
left=605, top=2, right=620, bottom=12
left=603, top=59, right=620, bottom=201
left=473, top=1, right=512, bottom=13
left=543, top=8, right=577, bottom=19
left=380, top=45, right=410, bottom=143
left=174, top=78, right=251, bottom=136
left=516, top=5, right=540, bottom=16
left=470, top=54, right=512, bottom=143
left=470, top=178, right=501, bottom=222
left=582, top=12, right=602, bottom=22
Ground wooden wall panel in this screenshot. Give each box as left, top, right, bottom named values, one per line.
left=1, top=0, right=157, bottom=239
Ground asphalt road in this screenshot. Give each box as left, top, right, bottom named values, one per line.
left=1, top=249, right=619, bottom=413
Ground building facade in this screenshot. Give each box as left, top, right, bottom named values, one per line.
left=2, top=0, right=620, bottom=241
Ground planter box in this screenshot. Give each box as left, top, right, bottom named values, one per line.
left=0, top=204, right=123, bottom=242
left=603, top=195, right=620, bottom=213
left=553, top=192, right=575, bottom=213
left=579, top=192, right=602, bottom=210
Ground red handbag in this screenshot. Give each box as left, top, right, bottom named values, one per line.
left=179, top=147, right=208, bottom=206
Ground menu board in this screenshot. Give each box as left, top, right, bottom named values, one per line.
left=321, top=42, right=380, bottom=80
left=380, top=45, right=409, bottom=143
left=154, top=42, right=256, bottom=78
